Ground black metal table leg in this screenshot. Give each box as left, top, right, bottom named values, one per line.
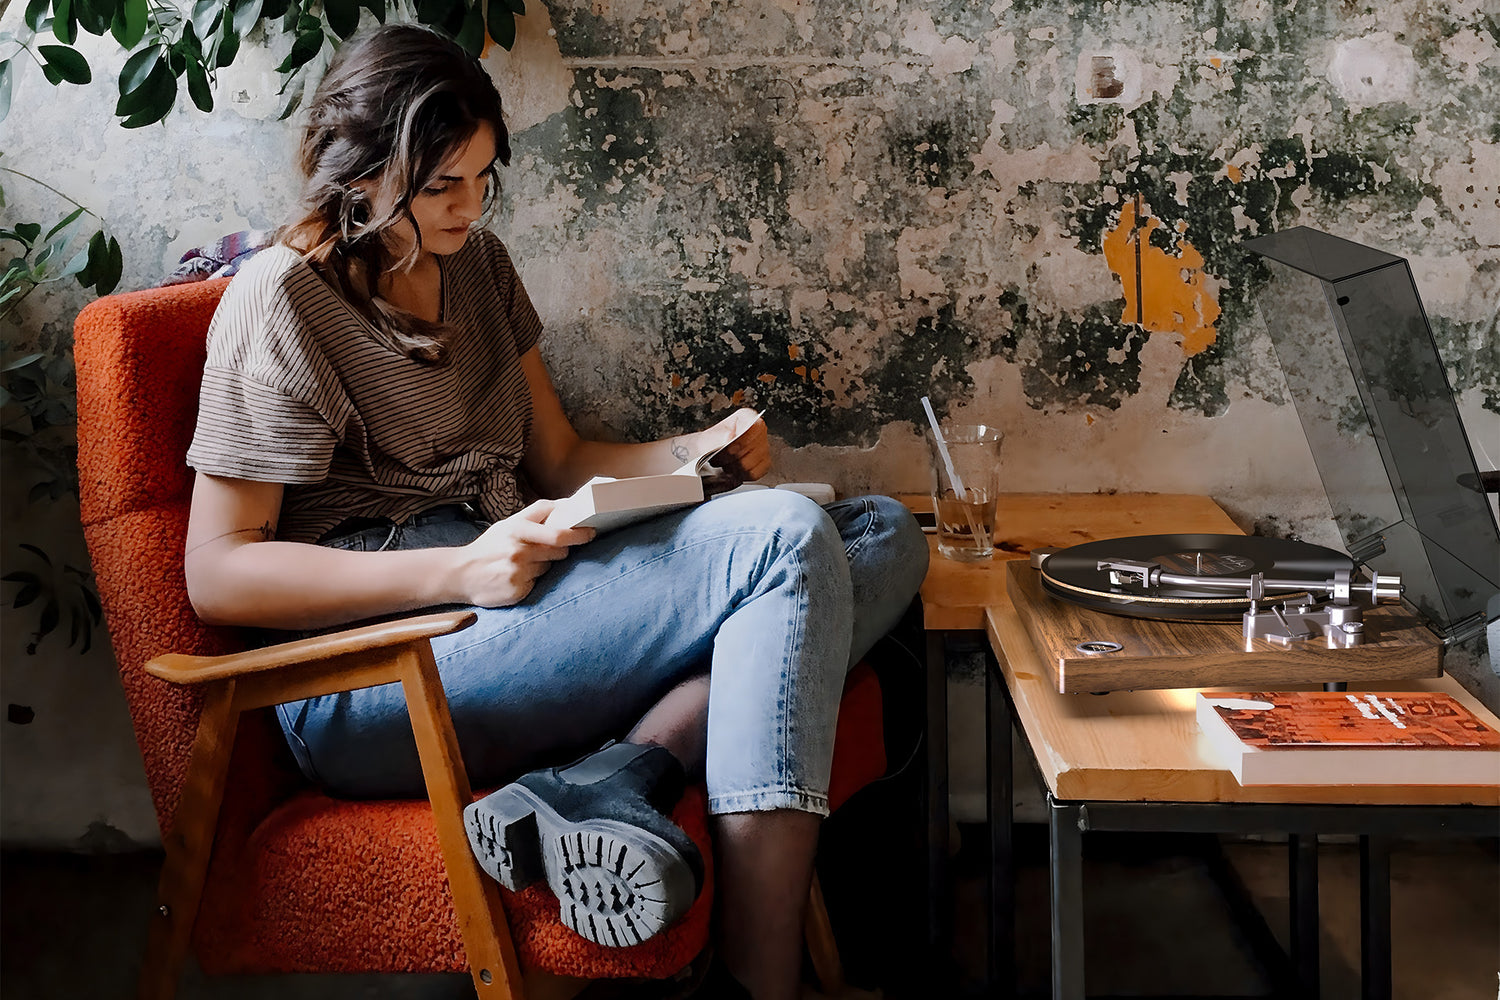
left=1360, top=835, right=1392, bottom=1000
left=925, top=630, right=951, bottom=963
left=986, top=652, right=1014, bottom=998
left=1289, top=834, right=1319, bottom=999
left=1049, top=796, right=1085, bottom=1000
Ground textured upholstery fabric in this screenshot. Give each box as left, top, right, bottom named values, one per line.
left=74, top=281, right=886, bottom=979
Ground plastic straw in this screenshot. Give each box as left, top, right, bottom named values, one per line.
left=921, top=397, right=988, bottom=551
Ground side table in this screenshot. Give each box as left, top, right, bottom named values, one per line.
left=984, top=504, right=1500, bottom=1000
left=905, top=492, right=1246, bottom=978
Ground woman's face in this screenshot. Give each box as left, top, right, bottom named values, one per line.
left=385, top=120, right=498, bottom=259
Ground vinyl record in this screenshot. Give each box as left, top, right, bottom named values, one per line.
left=1039, top=533, right=1356, bottom=621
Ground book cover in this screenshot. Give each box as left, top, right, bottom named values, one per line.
left=1195, top=691, right=1500, bottom=786
left=544, top=414, right=761, bottom=532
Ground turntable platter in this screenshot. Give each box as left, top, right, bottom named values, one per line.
left=1039, top=533, right=1356, bottom=621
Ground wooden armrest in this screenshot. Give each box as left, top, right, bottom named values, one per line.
left=146, top=610, right=477, bottom=684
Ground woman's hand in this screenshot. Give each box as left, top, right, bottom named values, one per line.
left=448, top=500, right=595, bottom=607
left=700, top=408, right=771, bottom=486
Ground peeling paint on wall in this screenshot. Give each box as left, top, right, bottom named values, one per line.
left=1101, top=200, right=1221, bottom=357
left=4, top=0, right=1500, bottom=843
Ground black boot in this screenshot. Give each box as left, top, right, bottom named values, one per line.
left=465, top=742, right=703, bottom=947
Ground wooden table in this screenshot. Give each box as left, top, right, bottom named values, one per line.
left=908, top=493, right=1500, bottom=999
left=907, top=492, right=1252, bottom=974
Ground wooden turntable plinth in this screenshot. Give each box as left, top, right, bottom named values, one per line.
left=1003, top=560, right=1443, bottom=694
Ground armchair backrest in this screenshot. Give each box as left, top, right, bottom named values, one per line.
left=75, top=279, right=281, bottom=833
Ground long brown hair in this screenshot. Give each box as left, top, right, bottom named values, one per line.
left=280, top=23, right=511, bottom=364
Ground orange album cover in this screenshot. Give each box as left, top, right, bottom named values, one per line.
left=1201, top=692, right=1500, bottom=750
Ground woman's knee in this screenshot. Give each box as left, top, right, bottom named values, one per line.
left=710, top=489, right=850, bottom=578
left=827, top=494, right=928, bottom=607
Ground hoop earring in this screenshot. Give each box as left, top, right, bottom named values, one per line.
left=338, top=188, right=370, bottom=242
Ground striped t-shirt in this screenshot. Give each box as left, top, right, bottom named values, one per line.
left=186, top=228, right=542, bottom=544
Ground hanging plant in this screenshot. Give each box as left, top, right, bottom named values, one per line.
left=0, top=0, right=526, bottom=126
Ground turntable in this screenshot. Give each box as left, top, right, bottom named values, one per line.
left=1008, top=228, right=1500, bottom=694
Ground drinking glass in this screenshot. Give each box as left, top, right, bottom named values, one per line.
left=927, top=424, right=1003, bottom=561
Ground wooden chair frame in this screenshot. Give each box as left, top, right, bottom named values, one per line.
left=136, top=609, right=848, bottom=1000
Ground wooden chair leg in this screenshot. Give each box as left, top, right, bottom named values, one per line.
left=804, top=871, right=847, bottom=996
left=400, top=643, right=528, bottom=1000
left=137, top=682, right=241, bottom=1000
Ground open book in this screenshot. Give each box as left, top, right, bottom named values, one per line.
left=544, top=418, right=758, bottom=533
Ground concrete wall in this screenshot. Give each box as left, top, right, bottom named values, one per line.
left=3, top=1, right=1496, bottom=846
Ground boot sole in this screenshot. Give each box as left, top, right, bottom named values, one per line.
left=464, top=783, right=697, bottom=947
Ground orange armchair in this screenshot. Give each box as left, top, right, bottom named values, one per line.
left=74, top=279, right=888, bottom=999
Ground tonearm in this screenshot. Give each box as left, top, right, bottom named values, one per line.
left=1097, top=559, right=1404, bottom=648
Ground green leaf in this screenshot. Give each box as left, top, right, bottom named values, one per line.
left=97, top=236, right=122, bottom=294
left=1, top=352, right=45, bottom=371
left=61, top=243, right=91, bottom=280
left=191, top=0, right=222, bottom=40
left=231, top=0, right=263, bottom=38
left=116, top=57, right=171, bottom=115
left=455, top=4, right=483, bottom=56
left=75, top=0, right=112, bottom=35
left=487, top=0, right=515, bottom=50
left=25, top=0, right=51, bottom=33
left=505, top=0, right=524, bottom=14
left=82, top=584, right=102, bottom=620
left=76, top=229, right=104, bottom=286
left=296, top=12, right=319, bottom=33
left=13, top=223, right=42, bottom=245
left=111, top=0, right=148, bottom=48
left=119, top=45, right=160, bottom=95
left=358, top=0, right=385, bottom=24
left=39, top=44, right=91, bottom=85
left=38, top=597, right=60, bottom=638
left=214, top=24, right=241, bottom=68
left=185, top=58, right=212, bottom=112
left=274, top=28, right=322, bottom=73
left=0, top=61, right=11, bottom=125
left=53, top=0, right=76, bottom=44
left=177, top=18, right=205, bottom=60
left=42, top=63, right=63, bottom=85
left=324, top=0, right=358, bottom=39
left=417, top=0, right=453, bottom=28
left=44, top=206, right=86, bottom=241
left=10, top=582, right=42, bottom=608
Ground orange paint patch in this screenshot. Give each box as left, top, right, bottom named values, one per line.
left=1225, top=163, right=1243, bottom=183
left=758, top=373, right=777, bottom=384
left=670, top=373, right=682, bottom=388
left=788, top=345, right=802, bottom=360
left=1101, top=201, right=1221, bottom=357
left=1085, top=413, right=1095, bottom=426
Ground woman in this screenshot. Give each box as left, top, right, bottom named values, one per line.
left=183, top=23, right=927, bottom=1000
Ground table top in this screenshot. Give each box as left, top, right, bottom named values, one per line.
left=904, top=492, right=1243, bottom=631
left=905, top=492, right=1500, bottom=807
left=990, top=600, right=1499, bottom=806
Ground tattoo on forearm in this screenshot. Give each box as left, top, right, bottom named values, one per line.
left=185, top=521, right=276, bottom=557
left=670, top=437, right=691, bottom=464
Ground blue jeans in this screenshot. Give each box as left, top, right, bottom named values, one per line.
left=275, top=490, right=928, bottom=815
